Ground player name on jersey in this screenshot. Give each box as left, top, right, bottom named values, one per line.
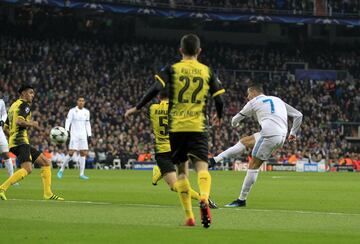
left=171, top=110, right=202, bottom=117
left=154, top=109, right=168, bottom=115
left=180, top=67, right=203, bottom=75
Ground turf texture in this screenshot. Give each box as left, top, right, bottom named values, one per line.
left=0, top=170, right=359, bottom=243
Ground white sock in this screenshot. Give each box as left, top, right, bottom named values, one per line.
left=239, top=169, right=259, bottom=201
left=60, top=155, right=71, bottom=172
left=214, top=141, right=246, bottom=163
left=4, top=158, right=14, bottom=177
left=79, top=156, right=86, bottom=176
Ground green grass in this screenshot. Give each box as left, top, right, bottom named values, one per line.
left=0, top=170, right=359, bottom=243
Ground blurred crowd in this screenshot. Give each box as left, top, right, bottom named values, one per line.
left=0, top=34, right=359, bottom=169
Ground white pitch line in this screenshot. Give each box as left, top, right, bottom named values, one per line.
left=219, top=207, right=360, bottom=217
left=10, top=198, right=111, bottom=205
left=119, top=204, right=360, bottom=217
left=121, top=203, right=172, bottom=208
left=7, top=199, right=360, bottom=217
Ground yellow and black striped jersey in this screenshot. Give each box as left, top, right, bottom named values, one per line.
left=155, top=59, right=225, bottom=132
left=5, top=99, right=32, bottom=148
left=149, top=100, right=171, bottom=154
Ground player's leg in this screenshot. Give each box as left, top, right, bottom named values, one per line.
left=210, top=133, right=259, bottom=166
left=226, top=136, right=285, bottom=207
left=151, top=165, right=162, bottom=186
left=57, top=137, right=76, bottom=178
left=78, top=138, right=89, bottom=179
left=57, top=146, right=75, bottom=179
left=34, top=148, right=64, bottom=200
left=226, top=157, right=262, bottom=207
left=170, top=133, right=195, bottom=226
left=1, top=152, right=13, bottom=177
left=174, top=161, right=195, bottom=226
left=0, top=131, right=14, bottom=177
left=79, top=150, right=88, bottom=179
left=0, top=145, right=33, bottom=200
left=154, top=152, right=176, bottom=187
left=155, top=153, right=202, bottom=202
left=189, top=132, right=212, bottom=228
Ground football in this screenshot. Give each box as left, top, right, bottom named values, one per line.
left=50, top=126, right=68, bottom=145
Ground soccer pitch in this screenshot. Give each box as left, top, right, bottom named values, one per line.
left=0, top=170, right=359, bottom=244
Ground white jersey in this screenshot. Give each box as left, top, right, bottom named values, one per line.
left=65, top=106, right=92, bottom=140
left=0, top=99, right=7, bottom=132
left=234, top=94, right=303, bottom=137
left=0, top=99, right=9, bottom=153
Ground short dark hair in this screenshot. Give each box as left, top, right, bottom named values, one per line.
left=159, top=89, right=168, bottom=99
left=180, top=34, right=201, bottom=56
left=77, top=96, right=85, bottom=100
left=18, top=84, right=34, bottom=94
left=248, top=82, right=264, bottom=93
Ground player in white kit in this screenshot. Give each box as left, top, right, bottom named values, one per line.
left=0, top=98, right=16, bottom=179
left=57, top=97, right=92, bottom=180
left=225, top=83, right=303, bottom=207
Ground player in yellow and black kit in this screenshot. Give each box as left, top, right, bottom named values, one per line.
left=149, top=90, right=217, bottom=209
left=125, top=34, right=224, bottom=228
left=0, top=84, right=63, bottom=201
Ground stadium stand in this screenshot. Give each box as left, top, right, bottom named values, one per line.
left=72, top=0, right=358, bottom=16
left=1, top=31, right=359, bottom=169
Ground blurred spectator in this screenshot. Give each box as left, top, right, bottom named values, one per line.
left=0, top=32, right=359, bottom=167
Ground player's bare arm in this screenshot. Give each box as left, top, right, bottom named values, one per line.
left=16, top=117, right=40, bottom=130
left=212, top=95, right=224, bottom=127
left=125, top=80, right=163, bottom=120
left=124, top=107, right=139, bottom=119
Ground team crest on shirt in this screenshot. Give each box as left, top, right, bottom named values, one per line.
left=25, top=107, right=30, bottom=114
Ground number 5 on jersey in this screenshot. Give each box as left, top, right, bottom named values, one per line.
left=158, top=116, right=169, bottom=136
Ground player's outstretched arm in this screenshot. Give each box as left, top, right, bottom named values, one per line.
left=124, top=107, right=138, bottom=119
left=125, top=81, right=163, bottom=119
left=232, top=102, right=253, bottom=127
left=65, top=109, right=73, bottom=132
left=285, top=103, right=303, bottom=141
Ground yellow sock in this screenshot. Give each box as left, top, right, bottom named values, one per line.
left=0, top=168, right=28, bottom=191
left=174, top=178, right=194, bottom=219
left=41, top=166, right=53, bottom=198
left=197, top=170, right=211, bottom=203
left=190, top=188, right=201, bottom=201
left=172, top=185, right=200, bottom=201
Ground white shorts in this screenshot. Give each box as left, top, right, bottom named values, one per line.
left=252, top=135, right=285, bottom=161
left=69, top=138, right=88, bottom=151
left=253, top=132, right=261, bottom=142
left=0, top=130, right=9, bottom=153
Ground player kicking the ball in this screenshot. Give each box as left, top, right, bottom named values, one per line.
left=225, top=83, right=302, bottom=207
left=0, top=84, right=63, bottom=201
left=57, top=96, right=92, bottom=180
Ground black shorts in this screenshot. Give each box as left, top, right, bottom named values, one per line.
left=155, top=152, right=176, bottom=175
left=10, top=144, right=41, bottom=164
left=169, top=132, right=208, bottom=165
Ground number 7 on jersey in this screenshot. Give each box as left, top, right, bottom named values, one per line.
left=262, top=99, right=275, bottom=113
